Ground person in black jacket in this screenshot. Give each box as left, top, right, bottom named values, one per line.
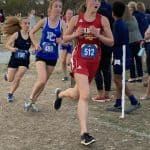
left=92, top=0, right=114, bottom=102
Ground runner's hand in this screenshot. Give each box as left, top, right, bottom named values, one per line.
left=12, top=47, right=18, bottom=52
left=34, top=43, right=41, bottom=51
left=89, top=25, right=100, bottom=37
left=56, top=37, right=63, bottom=44
left=74, top=26, right=84, bottom=37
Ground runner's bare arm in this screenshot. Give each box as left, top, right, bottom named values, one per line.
left=61, top=19, right=67, bottom=32
left=5, top=32, right=18, bottom=52
left=63, top=15, right=83, bottom=42
left=56, top=20, right=66, bottom=44
left=29, top=19, right=45, bottom=49
left=98, top=16, right=114, bottom=47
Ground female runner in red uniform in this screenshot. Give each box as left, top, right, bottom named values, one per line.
left=54, top=0, right=114, bottom=145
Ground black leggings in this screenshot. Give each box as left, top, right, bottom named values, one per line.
left=145, top=42, right=150, bottom=75
left=95, top=46, right=112, bottom=91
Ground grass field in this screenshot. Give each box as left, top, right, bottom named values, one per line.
left=0, top=31, right=150, bottom=150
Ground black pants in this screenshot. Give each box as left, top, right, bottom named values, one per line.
left=145, top=42, right=150, bottom=75
left=129, top=42, right=143, bottom=78
left=95, top=45, right=112, bottom=91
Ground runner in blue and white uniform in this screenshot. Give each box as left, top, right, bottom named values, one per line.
left=24, top=0, right=65, bottom=112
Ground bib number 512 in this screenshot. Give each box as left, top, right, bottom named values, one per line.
left=81, top=44, right=97, bottom=58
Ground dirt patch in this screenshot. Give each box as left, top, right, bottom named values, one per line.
left=0, top=58, right=150, bottom=150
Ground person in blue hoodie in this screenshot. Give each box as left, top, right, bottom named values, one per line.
left=145, top=9, right=150, bottom=25
left=107, top=1, right=141, bottom=114
left=128, top=1, right=149, bottom=38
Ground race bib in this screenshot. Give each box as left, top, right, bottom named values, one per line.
left=114, top=59, right=121, bottom=65
left=81, top=44, right=98, bottom=58
left=42, top=42, right=56, bottom=53
left=15, top=50, right=28, bottom=60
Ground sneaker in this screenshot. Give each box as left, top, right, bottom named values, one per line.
left=24, top=99, right=32, bottom=112
left=31, top=103, right=39, bottom=112
left=125, top=103, right=141, bottom=114
left=106, top=106, right=122, bottom=112
left=54, top=88, right=62, bottom=110
left=92, top=95, right=111, bottom=102
left=81, top=133, right=96, bottom=146
left=62, top=77, right=68, bottom=81
left=136, top=79, right=142, bottom=82
left=128, top=78, right=136, bottom=83
left=140, top=95, right=150, bottom=100
left=7, top=93, right=14, bottom=102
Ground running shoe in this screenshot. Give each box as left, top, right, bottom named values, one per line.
left=92, top=95, right=111, bottom=102
left=125, top=103, right=141, bottom=114
left=31, top=103, right=39, bottom=112
left=106, top=106, right=122, bottom=112
left=54, top=88, right=62, bottom=110
left=81, top=133, right=96, bottom=146
left=62, top=77, right=68, bottom=81
left=24, top=99, right=32, bottom=112
left=7, top=93, right=14, bottom=102
left=128, top=78, right=137, bottom=83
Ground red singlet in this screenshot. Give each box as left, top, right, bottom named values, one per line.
left=71, top=13, right=103, bottom=82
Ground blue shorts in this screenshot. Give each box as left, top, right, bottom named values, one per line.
left=61, top=44, right=73, bottom=54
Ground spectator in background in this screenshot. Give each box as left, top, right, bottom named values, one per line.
left=60, top=9, right=74, bottom=81
left=137, top=2, right=149, bottom=25
left=0, top=9, right=5, bottom=44
left=127, top=1, right=145, bottom=82
left=16, top=13, right=22, bottom=18
left=0, top=9, right=5, bottom=23
left=92, top=0, right=113, bottom=102
left=40, top=13, right=44, bottom=19
left=128, top=1, right=149, bottom=38
left=98, top=0, right=114, bottom=28
left=125, top=4, right=144, bottom=82
left=29, top=9, right=36, bottom=30
left=145, top=9, right=150, bottom=25
left=140, top=25, right=150, bottom=100
left=107, top=1, right=141, bottom=114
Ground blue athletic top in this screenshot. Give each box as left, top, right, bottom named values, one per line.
left=36, top=17, right=62, bottom=60
left=112, top=19, right=132, bottom=69
left=113, top=19, right=130, bottom=59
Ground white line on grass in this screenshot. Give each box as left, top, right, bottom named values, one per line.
left=92, top=117, right=150, bottom=139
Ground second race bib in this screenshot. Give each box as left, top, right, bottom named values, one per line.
left=42, top=42, right=56, bottom=53
left=15, top=49, right=28, bottom=60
